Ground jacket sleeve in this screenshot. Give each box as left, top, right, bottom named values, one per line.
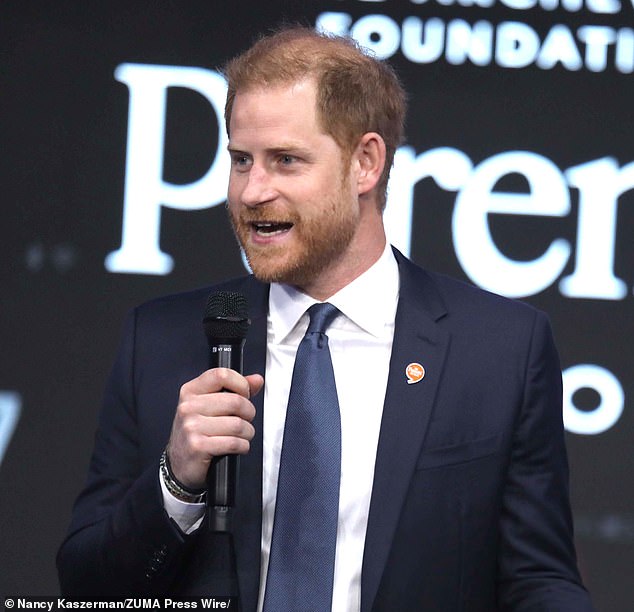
left=57, top=308, right=199, bottom=596
left=496, top=311, right=595, bottom=611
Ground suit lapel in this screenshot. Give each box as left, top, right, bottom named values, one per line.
left=361, top=251, right=450, bottom=612
left=231, top=277, right=269, bottom=612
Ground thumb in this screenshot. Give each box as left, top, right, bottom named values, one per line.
left=245, top=373, right=265, bottom=399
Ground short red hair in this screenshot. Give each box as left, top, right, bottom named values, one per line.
left=223, top=27, right=407, bottom=209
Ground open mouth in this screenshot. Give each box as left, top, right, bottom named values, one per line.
left=252, top=221, right=293, bottom=236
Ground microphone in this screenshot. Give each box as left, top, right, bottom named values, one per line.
left=203, top=290, right=250, bottom=532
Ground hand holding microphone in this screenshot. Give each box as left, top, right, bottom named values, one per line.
left=165, top=291, right=262, bottom=531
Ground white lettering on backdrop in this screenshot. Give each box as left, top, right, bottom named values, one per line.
left=104, top=62, right=630, bottom=435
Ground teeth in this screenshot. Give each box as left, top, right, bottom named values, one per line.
left=252, top=221, right=292, bottom=236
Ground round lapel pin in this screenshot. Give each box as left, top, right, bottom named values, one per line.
left=406, top=362, right=425, bottom=384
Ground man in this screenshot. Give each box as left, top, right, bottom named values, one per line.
left=58, top=28, right=594, bottom=610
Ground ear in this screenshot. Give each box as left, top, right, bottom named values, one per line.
left=354, top=132, right=387, bottom=197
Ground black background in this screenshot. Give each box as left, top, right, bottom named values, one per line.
left=1, top=1, right=632, bottom=608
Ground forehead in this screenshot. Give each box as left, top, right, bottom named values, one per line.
left=229, top=80, right=326, bottom=142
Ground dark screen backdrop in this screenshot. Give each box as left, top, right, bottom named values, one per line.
left=1, top=1, right=632, bottom=608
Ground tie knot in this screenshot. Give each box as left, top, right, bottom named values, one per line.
left=306, top=302, right=339, bottom=335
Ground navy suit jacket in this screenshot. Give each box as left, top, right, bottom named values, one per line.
left=58, top=250, right=593, bottom=610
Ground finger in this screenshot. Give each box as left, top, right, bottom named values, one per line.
left=207, top=435, right=253, bottom=456
left=167, top=414, right=255, bottom=486
left=177, top=391, right=256, bottom=421
left=183, top=414, right=256, bottom=442
left=184, top=417, right=255, bottom=461
left=181, top=367, right=252, bottom=398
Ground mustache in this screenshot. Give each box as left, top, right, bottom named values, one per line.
left=234, top=207, right=298, bottom=225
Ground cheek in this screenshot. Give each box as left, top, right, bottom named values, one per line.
left=298, top=174, right=340, bottom=205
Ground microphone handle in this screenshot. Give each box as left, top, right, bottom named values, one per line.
left=207, top=340, right=245, bottom=532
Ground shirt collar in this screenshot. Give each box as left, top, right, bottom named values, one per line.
left=268, top=243, right=400, bottom=342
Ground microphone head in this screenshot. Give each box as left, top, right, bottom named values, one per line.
left=203, top=291, right=250, bottom=341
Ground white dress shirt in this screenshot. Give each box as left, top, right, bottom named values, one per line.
left=163, top=243, right=400, bottom=611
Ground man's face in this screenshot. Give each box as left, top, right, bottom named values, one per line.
left=226, top=80, right=360, bottom=290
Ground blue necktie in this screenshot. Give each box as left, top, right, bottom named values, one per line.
left=263, top=302, right=342, bottom=611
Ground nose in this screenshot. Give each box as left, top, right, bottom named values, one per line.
left=238, top=164, right=277, bottom=208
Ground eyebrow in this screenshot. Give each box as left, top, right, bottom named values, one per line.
left=227, top=143, right=311, bottom=155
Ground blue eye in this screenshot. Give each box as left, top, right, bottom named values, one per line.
left=231, top=153, right=252, bottom=169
